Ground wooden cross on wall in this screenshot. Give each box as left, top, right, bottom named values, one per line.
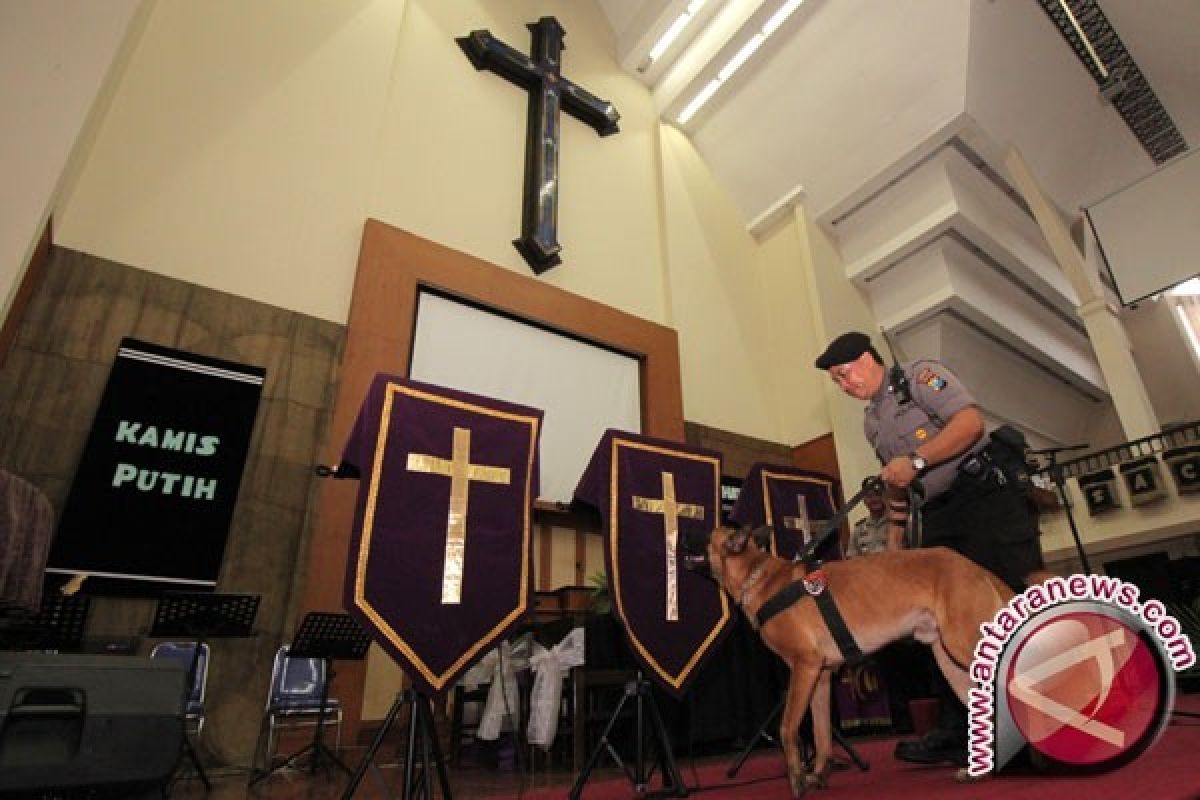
left=458, top=17, right=621, bottom=274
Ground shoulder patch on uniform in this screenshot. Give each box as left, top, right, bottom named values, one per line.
left=917, top=368, right=946, bottom=391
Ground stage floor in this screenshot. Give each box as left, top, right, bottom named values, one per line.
left=178, top=693, right=1200, bottom=800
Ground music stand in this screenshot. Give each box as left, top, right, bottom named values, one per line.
left=150, top=591, right=261, bottom=792
left=569, top=671, right=687, bottom=800
left=341, top=688, right=453, bottom=800
left=251, top=612, right=371, bottom=784
left=0, top=594, right=90, bottom=652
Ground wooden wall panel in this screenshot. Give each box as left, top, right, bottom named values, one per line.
left=684, top=421, right=793, bottom=479
left=0, top=219, right=53, bottom=369
left=0, top=246, right=345, bottom=766
left=305, top=220, right=685, bottom=735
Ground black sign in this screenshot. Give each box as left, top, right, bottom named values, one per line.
left=1164, top=446, right=1200, bottom=494
left=47, top=339, right=264, bottom=595
left=1119, top=456, right=1166, bottom=506
left=1078, top=468, right=1120, bottom=516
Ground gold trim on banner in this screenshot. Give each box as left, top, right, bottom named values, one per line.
left=632, top=473, right=705, bottom=622
left=609, top=436, right=728, bottom=692
left=760, top=471, right=835, bottom=556
left=406, top=427, right=512, bottom=604
left=354, top=381, right=538, bottom=691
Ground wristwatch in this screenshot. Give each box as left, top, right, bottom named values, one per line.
left=909, top=453, right=928, bottom=474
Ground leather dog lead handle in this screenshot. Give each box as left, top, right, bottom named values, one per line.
left=795, top=475, right=886, bottom=565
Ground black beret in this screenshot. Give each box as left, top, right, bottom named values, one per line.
left=814, top=331, right=872, bottom=370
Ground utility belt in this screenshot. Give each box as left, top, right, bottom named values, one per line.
left=957, top=440, right=1031, bottom=490
left=923, top=442, right=1030, bottom=514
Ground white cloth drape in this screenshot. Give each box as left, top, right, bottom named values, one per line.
left=460, top=634, right=532, bottom=741
left=526, top=627, right=585, bottom=748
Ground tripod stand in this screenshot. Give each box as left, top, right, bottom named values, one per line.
left=1029, top=444, right=1092, bottom=574
left=150, top=591, right=261, bottom=792
left=342, top=688, right=452, bottom=800
left=725, top=668, right=869, bottom=778
left=250, top=612, right=372, bottom=785
left=569, top=672, right=686, bottom=800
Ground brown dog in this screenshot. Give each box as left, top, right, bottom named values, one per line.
left=690, top=527, right=1013, bottom=797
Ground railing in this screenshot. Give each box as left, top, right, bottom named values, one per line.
left=1031, top=420, right=1200, bottom=483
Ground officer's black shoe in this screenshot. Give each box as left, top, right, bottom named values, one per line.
left=893, top=728, right=968, bottom=767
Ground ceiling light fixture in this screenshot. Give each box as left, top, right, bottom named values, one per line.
left=640, top=0, right=709, bottom=73
left=1168, top=277, right=1200, bottom=297
left=1056, top=0, right=1108, bottom=78
left=676, top=0, right=805, bottom=124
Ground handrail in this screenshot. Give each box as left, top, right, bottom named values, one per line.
left=1031, top=421, right=1200, bottom=483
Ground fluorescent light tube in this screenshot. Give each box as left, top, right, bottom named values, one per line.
left=678, top=78, right=721, bottom=123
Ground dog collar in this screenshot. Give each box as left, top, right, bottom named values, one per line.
left=736, top=554, right=771, bottom=610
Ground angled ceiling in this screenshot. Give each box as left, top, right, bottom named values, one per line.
left=598, top=0, right=1196, bottom=445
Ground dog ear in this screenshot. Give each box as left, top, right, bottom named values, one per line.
left=723, top=525, right=751, bottom=554
left=750, top=525, right=772, bottom=549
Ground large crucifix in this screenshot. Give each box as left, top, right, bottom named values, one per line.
left=458, top=17, right=620, bottom=274
left=406, top=426, right=511, bottom=604
left=632, top=472, right=705, bottom=622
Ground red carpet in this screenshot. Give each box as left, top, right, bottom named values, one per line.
left=496, top=694, right=1200, bottom=800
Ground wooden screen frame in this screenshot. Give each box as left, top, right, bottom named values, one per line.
left=303, top=219, right=683, bottom=735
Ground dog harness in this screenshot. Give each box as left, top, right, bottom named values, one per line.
left=755, top=570, right=865, bottom=665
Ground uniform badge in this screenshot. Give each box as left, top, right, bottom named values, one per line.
left=915, top=427, right=928, bottom=440
left=918, top=369, right=946, bottom=391
left=803, top=569, right=827, bottom=596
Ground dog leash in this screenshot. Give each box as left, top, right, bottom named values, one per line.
left=794, top=475, right=887, bottom=565
left=752, top=475, right=899, bottom=666
left=747, top=476, right=882, bottom=564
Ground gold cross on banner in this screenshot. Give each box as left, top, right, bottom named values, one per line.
left=782, top=495, right=812, bottom=545
left=407, top=426, right=511, bottom=604
left=632, top=472, right=705, bottom=621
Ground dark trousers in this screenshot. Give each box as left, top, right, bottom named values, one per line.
left=919, top=472, right=1044, bottom=593
left=915, top=473, right=1045, bottom=737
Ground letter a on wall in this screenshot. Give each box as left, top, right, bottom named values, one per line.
left=47, top=338, right=265, bottom=595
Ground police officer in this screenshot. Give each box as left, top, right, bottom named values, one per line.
left=815, top=331, right=1043, bottom=767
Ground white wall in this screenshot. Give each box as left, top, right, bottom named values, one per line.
left=691, top=0, right=972, bottom=223
left=1123, top=298, right=1200, bottom=426
left=367, top=0, right=669, bottom=323
left=0, top=0, right=148, bottom=323
left=791, top=206, right=880, bottom=487
left=50, top=0, right=837, bottom=447
left=56, top=0, right=407, bottom=324
left=656, top=123, right=780, bottom=441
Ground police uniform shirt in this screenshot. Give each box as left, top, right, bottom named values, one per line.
left=846, top=514, right=889, bottom=558
left=864, top=360, right=986, bottom=504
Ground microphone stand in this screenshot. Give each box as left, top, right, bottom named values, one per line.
left=1029, top=444, right=1092, bottom=574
